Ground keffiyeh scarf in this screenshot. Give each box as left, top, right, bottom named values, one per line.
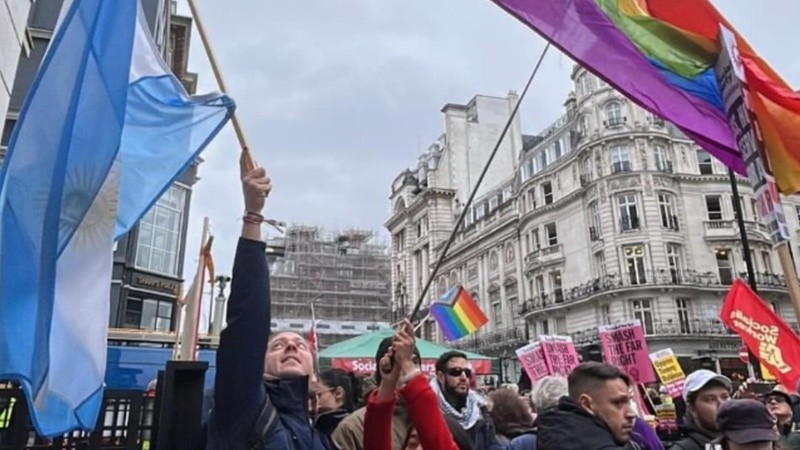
left=429, top=377, right=485, bottom=430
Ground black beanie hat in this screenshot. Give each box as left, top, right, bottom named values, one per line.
left=374, top=336, right=421, bottom=384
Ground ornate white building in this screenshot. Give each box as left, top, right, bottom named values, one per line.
left=385, top=67, right=800, bottom=383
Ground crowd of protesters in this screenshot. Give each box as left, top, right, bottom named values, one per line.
left=206, top=160, right=800, bottom=450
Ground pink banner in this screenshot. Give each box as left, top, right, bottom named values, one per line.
left=598, top=321, right=656, bottom=384
left=516, top=341, right=549, bottom=382
left=329, top=358, right=493, bottom=376
left=540, top=335, right=580, bottom=377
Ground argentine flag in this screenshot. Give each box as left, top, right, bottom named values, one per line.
left=0, top=0, right=234, bottom=437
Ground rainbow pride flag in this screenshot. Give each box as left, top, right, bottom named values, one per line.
left=430, top=285, right=489, bottom=341
left=490, top=0, right=800, bottom=194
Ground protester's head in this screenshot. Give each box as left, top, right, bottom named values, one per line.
left=762, top=385, right=793, bottom=428
left=683, top=370, right=732, bottom=433
left=488, top=389, right=534, bottom=437
left=265, top=331, right=314, bottom=378
left=716, top=399, right=780, bottom=450
left=530, top=375, right=568, bottom=414
left=568, top=362, right=636, bottom=444
left=374, top=336, right=421, bottom=384
left=436, top=351, right=472, bottom=399
left=315, top=369, right=358, bottom=414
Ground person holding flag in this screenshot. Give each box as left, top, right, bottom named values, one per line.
left=206, top=157, right=329, bottom=450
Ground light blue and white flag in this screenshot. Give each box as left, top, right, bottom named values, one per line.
left=0, top=0, right=233, bottom=437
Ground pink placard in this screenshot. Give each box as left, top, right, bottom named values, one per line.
left=516, top=341, right=549, bottom=382
left=598, top=321, right=656, bottom=384
left=540, top=335, right=580, bottom=377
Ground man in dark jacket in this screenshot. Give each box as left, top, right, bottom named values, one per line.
left=431, top=351, right=506, bottom=450
left=207, top=159, right=329, bottom=449
left=537, top=362, right=638, bottom=450
left=669, top=369, right=731, bottom=450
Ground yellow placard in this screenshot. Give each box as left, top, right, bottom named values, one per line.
left=650, top=349, right=685, bottom=384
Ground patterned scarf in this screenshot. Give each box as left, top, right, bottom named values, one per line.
left=429, top=377, right=485, bottom=430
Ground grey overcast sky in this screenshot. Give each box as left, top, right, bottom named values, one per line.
left=177, top=0, right=800, bottom=317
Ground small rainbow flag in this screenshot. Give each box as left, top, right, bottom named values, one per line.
left=430, top=285, right=489, bottom=341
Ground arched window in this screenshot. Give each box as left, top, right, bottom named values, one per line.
left=394, top=198, right=406, bottom=213
left=605, top=102, right=624, bottom=127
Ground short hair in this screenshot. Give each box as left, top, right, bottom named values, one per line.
left=436, top=351, right=468, bottom=373
left=567, top=362, right=630, bottom=400
left=531, top=376, right=568, bottom=413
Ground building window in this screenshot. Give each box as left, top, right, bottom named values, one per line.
left=617, top=193, right=640, bottom=231
left=581, top=74, right=594, bottom=97
left=589, top=202, right=602, bottom=240
left=611, top=145, right=631, bottom=173
left=600, top=304, right=612, bottom=325
left=654, top=145, right=672, bottom=172
left=123, top=298, right=173, bottom=332
left=595, top=251, right=607, bottom=278
left=545, top=222, right=558, bottom=246
left=538, top=319, right=549, bottom=336
left=697, top=150, right=713, bottom=175
left=528, top=187, right=537, bottom=210
left=716, top=249, right=733, bottom=285
left=550, top=271, right=563, bottom=303
left=771, top=301, right=781, bottom=318
left=753, top=199, right=761, bottom=221
left=543, top=182, right=553, bottom=205
left=667, top=244, right=683, bottom=284
left=135, top=185, right=186, bottom=276
left=624, top=245, right=647, bottom=285
left=705, top=195, right=723, bottom=221
left=532, top=229, right=540, bottom=250
left=676, top=298, right=691, bottom=334
left=535, top=275, right=545, bottom=298
left=605, top=102, right=624, bottom=127
left=583, top=157, right=594, bottom=182
left=658, top=193, right=679, bottom=231
left=762, top=251, right=773, bottom=273
left=509, top=297, right=520, bottom=325
left=492, top=302, right=502, bottom=327
left=631, top=299, right=654, bottom=335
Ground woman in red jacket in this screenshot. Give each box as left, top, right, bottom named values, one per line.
left=363, top=320, right=460, bottom=450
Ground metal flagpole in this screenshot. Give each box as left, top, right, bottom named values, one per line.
left=728, top=168, right=760, bottom=379
left=407, top=42, right=551, bottom=323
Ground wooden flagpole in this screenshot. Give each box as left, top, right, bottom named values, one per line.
left=185, top=0, right=257, bottom=172
left=178, top=217, right=210, bottom=361
left=777, top=244, right=800, bottom=325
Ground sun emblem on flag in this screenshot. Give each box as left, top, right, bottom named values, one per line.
left=59, top=161, right=120, bottom=251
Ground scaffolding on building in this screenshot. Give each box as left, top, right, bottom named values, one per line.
left=266, top=225, right=392, bottom=348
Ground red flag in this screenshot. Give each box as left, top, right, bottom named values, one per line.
left=720, top=280, right=800, bottom=388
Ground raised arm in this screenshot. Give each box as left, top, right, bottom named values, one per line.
left=208, top=153, right=272, bottom=444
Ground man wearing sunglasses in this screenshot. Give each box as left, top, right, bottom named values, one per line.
left=761, top=385, right=800, bottom=449
left=431, top=351, right=506, bottom=450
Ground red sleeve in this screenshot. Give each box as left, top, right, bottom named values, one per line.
left=364, top=390, right=397, bottom=450
left=400, top=374, right=459, bottom=450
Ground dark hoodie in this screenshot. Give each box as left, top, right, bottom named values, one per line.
left=537, top=396, right=635, bottom=450
left=668, top=417, right=716, bottom=450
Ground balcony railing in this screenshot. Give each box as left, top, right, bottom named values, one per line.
left=451, top=326, right=526, bottom=351
left=604, top=116, right=627, bottom=128
left=525, top=244, right=563, bottom=268
left=566, top=318, right=735, bottom=345
left=518, top=270, right=789, bottom=315
left=612, top=161, right=632, bottom=173
left=590, top=226, right=600, bottom=241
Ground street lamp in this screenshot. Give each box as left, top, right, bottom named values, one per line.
left=209, top=275, right=231, bottom=335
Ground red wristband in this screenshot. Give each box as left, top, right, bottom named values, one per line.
left=243, top=211, right=264, bottom=224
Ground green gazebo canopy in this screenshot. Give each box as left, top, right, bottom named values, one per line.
left=319, top=328, right=495, bottom=373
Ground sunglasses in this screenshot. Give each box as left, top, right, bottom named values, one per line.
left=763, top=395, right=788, bottom=405
left=446, top=368, right=473, bottom=378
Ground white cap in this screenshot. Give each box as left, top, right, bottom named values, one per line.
left=683, top=369, right=732, bottom=400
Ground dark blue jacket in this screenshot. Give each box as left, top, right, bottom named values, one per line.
left=206, top=238, right=329, bottom=450
left=465, top=407, right=509, bottom=450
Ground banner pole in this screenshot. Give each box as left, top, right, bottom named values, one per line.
left=777, top=244, right=800, bottom=325
left=186, top=0, right=256, bottom=172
